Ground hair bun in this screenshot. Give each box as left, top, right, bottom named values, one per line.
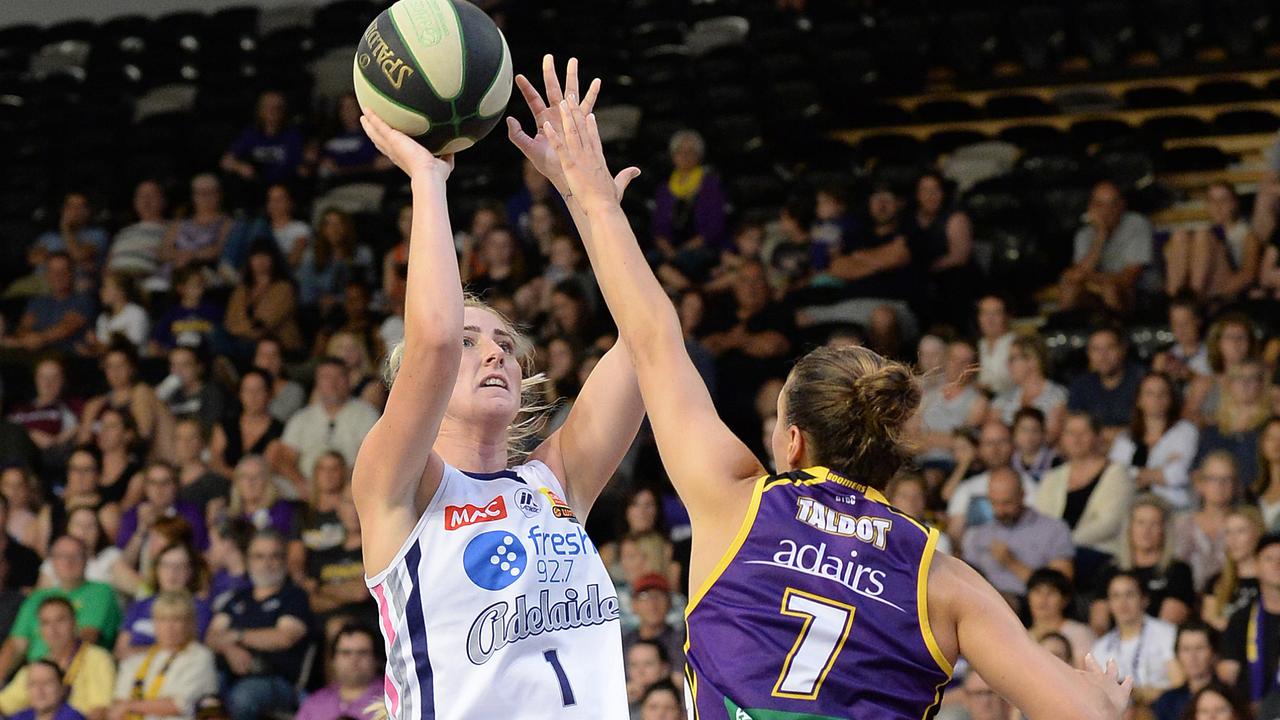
left=851, top=363, right=921, bottom=433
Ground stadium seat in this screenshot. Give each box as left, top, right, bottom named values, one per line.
left=984, top=93, right=1056, bottom=119
left=594, top=104, right=643, bottom=144
left=1053, top=86, right=1121, bottom=113
left=1016, top=152, right=1089, bottom=189
left=1122, top=85, right=1191, bottom=108
left=997, top=123, right=1070, bottom=152
left=1094, top=150, right=1156, bottom=189
left=914, top=99, right=983, bottom=123
left=1213, top=108, right=1280, bottom=134
left=937, top=9, right=1002, bottom=81
left=926, top=129, right=991, bottom=156
left=312, top=0, right=378, bottom=51
left=1156, top=145, right=1236, bottom=172
left=685, top=16, right=749, bottom=56
left=1139, top=113, right=1213, bottom=139
left=855, top=133, right=926, bottom=165
left=728, top=172, right=787, bottom=214
left=1193, top=79, right=1265, bottom=103
left=1068, top=117, right=1134, bottom=146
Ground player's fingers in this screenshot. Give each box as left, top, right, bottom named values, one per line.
left=542, top=121, right=564, bottom=154
left=506, top=117, right=534, bottom=154
left=585, top=112, right=604, bottom=155
left=558, top=101, right=580, bottom=150
left=581, top=78, right=602, bottom=113
left=613, top=167, right=641, bottom=200
left=514, top=74, right=548, bottom=116
left=542, top=54, right=564, bottom=105
left=565, top=57, right=580, bottom=100
left=1082, top=653, right=1099, bottom=673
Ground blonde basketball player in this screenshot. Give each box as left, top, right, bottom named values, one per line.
left=353, top=58, right=643, bottom=720
left=543, top=92, right=1133, bottom=719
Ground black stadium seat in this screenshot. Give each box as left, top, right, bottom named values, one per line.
left=1139, top=113, right=1213, bottom=139
left=1193, top=79, right=1265, bottom=104
left=1213, top=108, right=1280, bottom=134
left=1207, top=0, right=1274, bottom=58
left=984, top=93, right=1056, bottom=119
left=914, top=99, right=982, bottom=123
left=1122, top=85, right=1191, bottom=109
left=1156, top=145, right=1235, bottom=172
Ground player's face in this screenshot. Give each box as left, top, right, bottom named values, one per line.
left=450, top=306, right=523, bottom=426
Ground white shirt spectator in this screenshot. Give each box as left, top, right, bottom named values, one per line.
left=991, top=380, right=1069, bottom=425
left=978, top=331, right=1016, bottom=395
left=1107, top=420, right=1199, bottom=510
left=281, top=399, right=380, bottom=478
left=113, top=642, right=219, bottom=719
left=96, top=303, right=151, bottom=348
left=272, top=220, right=311, bottom=259
left=1073, top=212, right=1155, bottom=273
left=1089, top=616, right=1177, bottom=692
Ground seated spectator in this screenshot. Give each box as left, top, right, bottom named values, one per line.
left=301, top=492, right=373, bottom=634
left=1093, top=495, right=1196, bottom=630
left=149, top=266, right=223, bottom=357
left=1181, top=684, right=1253, bottom=720
left=621, top=573, right=685, bottom=672
left=109, top=515, right=192, bottom=601
left=944, top=421, right=1035, bottom=541
left=78, top=272, right=149, bottom=359
left=251, top=338, right=306, bottom=423
left=220, top=91, right=305, bottom=186
left=1195, top=359, right=1270, bottom=488
left=294, top=624, right=383, bottom=720
left=110, top=591, right=218, bottom=720
left=600, top=487, right=670, bottom=584
left=296, top=209, right=375, bottom=322
left=38, top=507, right=119, bottom=589
left=1108, top=373, right=1199, bottom=510
left=1172, top=453, right=1238, bottom=591
left=0, top=596, right=115, bottom=718
left=276, top=359, right=379, bottom=496
left=1057, top=179, right=1154, bottom=314
left=1218, top=532, right=1280, bottom=703
left=233, top=184, right=311, bottom=268
left=7, top=659, right=87, bottom=720
left=915, top=339, right=988, bottom=467
left=1067, top=327, right=1144, bottom=439
left=171, top=419, right=230, bottom=523
left=1203, top=507, right=1264, bottom=630
left=158, top=343, right=227, bottom=438
left=975, top=295, right=1016, bottom=395
left=767, top=195, right=815, bottom=293
left=1039, top=632, right=1075, bottom=665
left=811, top=182, right=855, bottom=269
left=1035, top=412, right=1134, bottom=566
left=885, top=472, right=951, bottom=554
left=1151, top=295, right=1211, bottom=384
left=229, top=456, right=296, bottom=537
left=89, top=408, right=144, bottom=519
left=1011, top=407, right=1058, bottom=482
left=107, top=180, right=168, bottom=281
left=625, top=640, right=672, bottom=719
left=209, top=369, right=283, bottom=479
left=2, top=253, right=95, bottom=355
left=990, top=334, right=1068, bottom=444
left=315, top=94, right=391, bottom=179
left=290, top=450, right=346, bottom=583
left=915, top=334, right=947, bottom=394
left=1152, top=621, right=1221, bottom=720
left=652, top=129, right=727, bottom=256
left=117, top=461, right=208, bottom=555
left=1090, top=571, right=1178, bottom=705
left=538, top=279, right=602, bottom=348
left=1026, top=568, right=1096, bottom=668
left=1254, top=417, right=1280, bottom=530
left=205, top=530, right=313, bottom=720
left=910, top=171, right=976, bottom=327
left=323, top=331, right=384, bottom=410
left=2, top=466, right=46, bottom=555
left=115, top=542, right=211, bottom=658
left=225, top=240, right=304, bottom=356
left=637, top=679, right=684, bottom=720
left=15, top=191, right=108, bottom=298
left=0, top=494, right=40, bottom=590
left=1184, top=315, right=1258, bottom=427
left=77, top=343, right=167, bottom=450
left=962, top=671, right=1013, bottom=720
left=8, top=358, right=80, bottom=469
left=961, top=467, right=1074, bottom=603
left=207, top=518, right=252, bottom=608
left=461, top=226, right=526, bottom=300
left=1164, top=181, right=1260, bottom=304
left=159, top=174, right=233, bottom=282
left=507, top=158, right=554, bottom=247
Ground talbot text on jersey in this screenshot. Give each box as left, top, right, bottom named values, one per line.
left=466, top=583, right=620, bottom=664
left=794, top=497, right=892, bottom=549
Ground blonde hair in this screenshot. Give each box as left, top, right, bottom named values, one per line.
left=229, top=455, right=278, bottom=517
left=1216, top=359, right=1270, bottom=431
left=1212, top=505, right=1266, bottom=611
left=1118, top=494, right=1174, bottom=572
left=383, top=296, right=551, bottom=462
left=152, top=589, right=196, bottom=619
left=327, top=331, right=373, bottom=378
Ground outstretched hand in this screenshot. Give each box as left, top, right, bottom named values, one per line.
left=544, top=98, right=635, bottom=211
left=1081, top=653, right=1133, bottom=715
left=360, top=110, right=453, bottom=183
left=508, top=54, right=639, bottom=202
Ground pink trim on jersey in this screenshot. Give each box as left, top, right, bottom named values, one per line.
left=372, top=582, right=402, bottom=716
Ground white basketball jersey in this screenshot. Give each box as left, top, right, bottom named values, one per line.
left=365, top=460, right=629, bottom=720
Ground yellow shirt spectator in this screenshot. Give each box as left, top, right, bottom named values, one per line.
left=0, top=644, right=116, bottom=718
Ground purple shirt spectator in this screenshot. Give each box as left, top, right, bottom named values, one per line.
left=295, top=681, right=382, bottom=720
left=116, top=500, right=208, bottom=551
left=651, top=170, right=729, bottom=251
left=228, top=127, right=305, bottom=184
left=121, top=594, right=212, bottom=646
left=239, top=500, right=298, bottom=539
left=10, top=705, right=84, bottom=720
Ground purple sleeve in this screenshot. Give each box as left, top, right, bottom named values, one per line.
left=694, top=172, right=729, bottom=249
left=195, top=597, right=212, bottom=638
left=116, top=508, right=138, bottom=549
left=180, top=501, right=209, bottom=551
left=271, top=502, right=299, bottom=540
left=122, top=600, right=145, bottom=633
left=651, top=184, right=675, bottom=242
left=228, top=128, right=256, bottom=158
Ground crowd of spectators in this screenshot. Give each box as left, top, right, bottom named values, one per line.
left=3, top=15, right=1280, bottom=719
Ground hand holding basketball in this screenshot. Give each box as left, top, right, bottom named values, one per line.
left=545, top=100, right=638, bottom=210
left=361, top=110, right=454, bottom=183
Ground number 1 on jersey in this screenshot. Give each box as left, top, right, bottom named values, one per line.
left=772, top=588, right=856, bottom=700
left=543, top=649, right=576, bottom=706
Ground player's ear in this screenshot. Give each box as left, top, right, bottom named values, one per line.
left=785, top=424, right=805, bottom=471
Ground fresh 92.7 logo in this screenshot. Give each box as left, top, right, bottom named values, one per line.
left=463, top=531, right=527, bottom=591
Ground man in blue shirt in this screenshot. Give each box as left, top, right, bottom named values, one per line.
left=1068, top=326, right=1144, bottom=439
left=1, top=254, right=94, bottom=355
left=7, top=192, right=108, bottom=299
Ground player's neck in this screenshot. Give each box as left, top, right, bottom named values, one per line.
left=435, top=422, right=510, bottom=473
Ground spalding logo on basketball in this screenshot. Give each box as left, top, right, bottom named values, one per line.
left=463, top=530, right=526, bottom=591
left=353, top=0, right=513, bottom=154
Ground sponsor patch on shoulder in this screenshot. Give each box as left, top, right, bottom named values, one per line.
left=538, top=488, right=579, bottom=524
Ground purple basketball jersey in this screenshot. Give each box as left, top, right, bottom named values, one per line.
left=684, top=467, right=953, bottom=720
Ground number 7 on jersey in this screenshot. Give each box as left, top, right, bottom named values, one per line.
left=771, top=588, right=856, bottom=700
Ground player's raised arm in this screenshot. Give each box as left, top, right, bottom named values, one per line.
left=351, top=111, right=460, bottom=566
left=507, top=56, right=645, bottom=515
left=545, top=98, right=766, bottom=517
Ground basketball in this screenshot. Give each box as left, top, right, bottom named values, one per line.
left=352, top=0, right=512, bottom=155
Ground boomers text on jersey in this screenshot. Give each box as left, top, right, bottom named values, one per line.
left=365, top=460, right=629, bottom=720
left=685, top=466, right=953, bottom=720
